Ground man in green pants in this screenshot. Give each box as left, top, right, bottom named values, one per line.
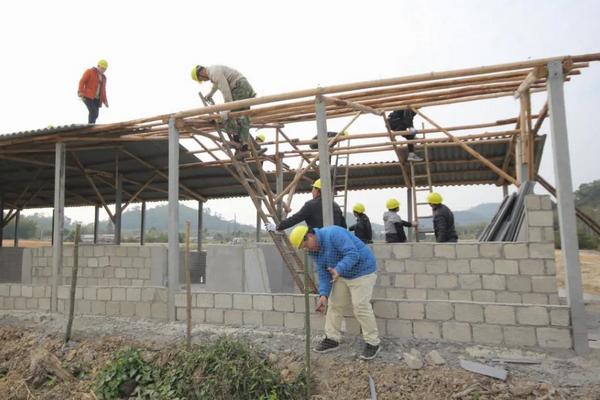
left=191, top=64, right=264, bottom=159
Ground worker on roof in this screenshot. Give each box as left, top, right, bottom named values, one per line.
left=289, top=224, right=380, bottom=360
left=387, top=108, right=422, bottom=162
left=191, top=64, right=257, bottom=160
left=78, top=59, right=109, bottom=124
left=383, top=198, right=416, bottom=243
left=427, top=192, right=458, bottom=243
left=349, top=203, right=373, bottom=244
left=265, top=179, right=346, bottom=232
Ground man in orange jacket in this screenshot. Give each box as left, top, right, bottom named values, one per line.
left=78, top=59, right=109, bottom=124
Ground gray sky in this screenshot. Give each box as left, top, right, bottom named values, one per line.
left=1, top=0, right=599, bottom=226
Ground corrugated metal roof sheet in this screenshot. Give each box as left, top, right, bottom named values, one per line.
left=0, top=124, right=89, bottom=140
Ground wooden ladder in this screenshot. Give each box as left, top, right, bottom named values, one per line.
left=332, top=134, right=351, bottom=219
left=409, top=128, right=434, bottom=241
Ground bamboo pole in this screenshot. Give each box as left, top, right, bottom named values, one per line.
left=65, top=223, right=80, bottom=343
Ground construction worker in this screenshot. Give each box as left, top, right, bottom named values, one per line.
left=383, top=198, right=416, bottom=243
left=78, top=59, right=109, bottom=124
left=289, top=225, right=380, bottom=360
left=254, top=131, right=268, bottom=156
left=191, top=64, right=256, bottom=159
left=428, top=192, right=458, bottom=243
left=387, top=108, right=422, bottom=162
left=348, top=203, right=373, bottom=244
left=266, top=179, right=346, bottom=232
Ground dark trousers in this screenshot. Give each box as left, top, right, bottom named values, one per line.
left=83, top=97, right=101, bottom=124
left=402, top=131, right=416, bottom=153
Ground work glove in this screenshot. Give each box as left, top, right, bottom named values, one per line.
left=408, top=127, right=417, bottom=135
left=219, top=110, right=229, bottom=121
left=264, top=222, right=277, bottom=232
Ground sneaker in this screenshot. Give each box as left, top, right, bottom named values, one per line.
left=407, top=152, right=423, bottom=162
left=359, top=343, right=380, bottom=360
left=313, top=337, right=340, bottom=354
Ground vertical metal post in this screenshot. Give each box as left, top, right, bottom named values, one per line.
left=406, top=188, right=413, bottom=241
left=167, top=117, right=180, bottom=321
left=13, top=209, right=20, bottom=247
left=315, top=95, right=334, bottom=226
left=547, top=60, right=588, bottom=354
left=0, top=195, right=4, bottom=247
left=140, top=200, right=146, bottom=245
left=197, top=201, right=203, bottom=251
left=114, top=174, right=122, bottom=245
left=52, top=142, right=66, bottom=312
left=93, top=205, right=99, bottom=244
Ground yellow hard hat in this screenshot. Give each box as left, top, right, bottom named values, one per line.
left=312, top=179, right=321, bottom=189
left=353, top=203, right=365, bottom=213
left=427, top=192, right=443, bottom=205
left=256, top=132, right=266, bottom=142
left=386, top=198, right=400, bottom=210
left=289, top=226, right=309, bottom=249
left=191, top=65, right=200, bottom=82
left=97, top=59, right=108, bottom=69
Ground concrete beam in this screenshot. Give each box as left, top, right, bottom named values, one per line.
left=315, top=95, right=334, bottom=226
left=167, top=117, right=180, bottom=321
left=51, top=142, right=66, bottom=312
left=93, top=205, right=99, bottom=244
left=114, top=174, right=122, bottom=245
left=197, top=201, right=203, bottom=251
left=13, top=209, right=20, bottom=247
left=140, top=200, right=146, bottom=246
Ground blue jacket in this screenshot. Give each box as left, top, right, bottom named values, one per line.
left=308, top=226, right=377, bottom=297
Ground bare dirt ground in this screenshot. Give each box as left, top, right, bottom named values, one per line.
left=0, top=311, right=599, bottom=399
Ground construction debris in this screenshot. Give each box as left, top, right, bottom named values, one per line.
left=425, top=349, right=446, bottom=365
left=403, top=349, right=424, bottom=370
left=459, top=359, right=508, bottom=381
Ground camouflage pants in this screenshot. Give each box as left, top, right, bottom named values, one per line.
left=224, top=78, right=256, bottom=143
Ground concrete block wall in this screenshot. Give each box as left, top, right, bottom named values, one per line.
left=173, top=292, right=572, bottom=349
left=0, top=284, right=52, bottom=311
left=29, top=245, right=165, bottom=287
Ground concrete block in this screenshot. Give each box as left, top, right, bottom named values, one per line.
left=243, top=310, right=262, bottom=326
left=114, top=268, right=126, bottom=278
left=425, top=303, right=454, bottom=321
left=517, top=306, right=550, bottom=326
left=484, top=305, right=516, bottom=325
left=550, top=309, right=570, bottom=326
left=32, top=286, right=45, bottom=298
left=132, top=257, right=144, bottom=268
left=112, top=288, right=126, bottom=301
left=507, top=276, right=532, bottom=292
left=427, top=289, right=449, bottom=300
left=373, top=301, right=397, bottom=318
left=413, top=244, right=433, bottom=258
left=392, top=245, right=412, bottom=259
left=0, top=285, right=10, bottom=297
left=394, top=274, right=415, bottom=288
left=206, top=308, right=224, bottom=323
left=373, top=287, right=386, bottom=298
left=540, top=196, right=552, bottom=210
left=26, top=298, right=38, bottom=309
left=480, top=243, right=502, bottom=258
left=94, top=288, right=110, bottom=301
left=473, top=324, right=503, bottom=344
left=525, top=195, right=541, bottom=210
left=284, top=312, right=305, bottom=329
left=21, top=286, right=33, bottom=298
left=118, top=302, right=134, bottom=316
left=12, top=298, right=25, bottom=309
left=215, top=294, right=233, bottom=308
left=448, top=260, right=470, bottom=273
left=537, top=328, right=572, bottom=348
left=263, top=311, right=284, bottom=327
left=522, top=293, right=548, bottom=305
left=504, top=243, right=528, bottom=259
left=398, top=303, right=424, bottom=320
left=532, top=277, right=557, bottom=293
left=3, top=297, right=15, bottom=309
left=426, top=260, right=447, bottom=274
left=545, top=260, right=557, bottom=275
left=197, top=292, right=216, bottom=308
left=126, top=268, right=138, bottom=279
left=471, top=259, right=493, bottom=274
left=138, top=268, right=151, bottom=280
left=9, top=285, right=21, bottom=297
left=456, top=244, right=479, bottom=259
left=273, top=296, right=294, bottom=312
left=415, top=274, right=436, bottom=289
left=543, top=227, right=555, bottom=242
left=57, top=286, right=69, bottom=300
left=405, top=289, right=426, bottom=300
left=528, top=211, right=553, bottom=227
left=310, top=314, right=325, bottom=333
left=459, top=275, right=482, bottom=290
left=88, top=258, right=99, bottom=268
left=90, top=301, right=106, bottom=315
left=548, top=295, right=561, bottom=305
left=121, top=257, right=133, bottom=268
left=387, top=320, right=413, bottom=337
left=224, top=309, right=243, bottom=325
left=377, top=274, right=392, bottom=287
left=253, top=295, right=273, bottom=311
left=151, top=303, right=168, bottom=320
left=519, top=260, right=545, bottom=275
left=105, top=302, right=119, bottom=316
left=384, top=260, right=405, bottom=273
left=528, top=227, right=543, bottom=242
left=495, top=260, right=518, bottom=275
left=434, top=244, right=456, bottom=259
left=414, top=321, right=441, bottom=339
left=405, top=260, right=425, bottom=274
left=372, top=244, right=392, bottom=259
left=496, top=292, right=522, bottom=303
left=75, top=300, right=91, bottom=314
left=455, top=304, right=484, bottom=322
left=174, top=293, right=187, bottom=307
left=386, top=288, right=405, bottom=299
left=126, top=288, right=141, bottom=302
left=529, top=243, right=555, bottom=259
left=436, top=275, right=458, bottom=289
left=503, top=326, right=537, bottom=346
left=175, top=308, right=186, bottom=321
left=84, top=287, right=97, bottom=300
left=38, top=298, right=50, bottom=311
left=482, top=275, right=506, bottom=290
left=449, top=290, right=472, bottom=301
left=442, top=321, right=471, bottom=342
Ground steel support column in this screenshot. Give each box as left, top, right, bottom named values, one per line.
left=315, top=95, right=334, bottom=226
left=51, top=142, right=66, bottom=312
left=13, top=210, right=20, bottom=247
left=197, top=201, right=203, bottom=251
left=547, top=60, right=588, bottom=354
left=167, top=117, right=180, bottom=321
left=93, top=205, right=99, bottom=244
left=114, top=174, right=122, bottom=245
left=140, top=201, right=146, bottom=246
